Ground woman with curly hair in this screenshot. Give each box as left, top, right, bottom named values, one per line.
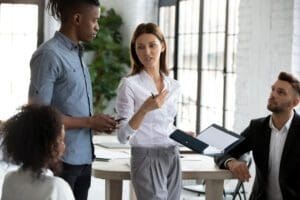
left=1, top=104, right=74, bottom=200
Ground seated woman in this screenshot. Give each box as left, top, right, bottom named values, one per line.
left=0, top=104, right=74, bottom=200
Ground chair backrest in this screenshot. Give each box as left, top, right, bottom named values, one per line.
left=231, top=156, right=252, bottom=200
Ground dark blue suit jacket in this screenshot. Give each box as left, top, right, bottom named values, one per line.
left=215, top=112, right=300, bottom=200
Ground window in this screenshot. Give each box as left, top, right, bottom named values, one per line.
left=159, top=0, right=240, bottom=132
left=0, top=0, right=44, bottom=120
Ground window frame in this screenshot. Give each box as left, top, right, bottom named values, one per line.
left=159, top=0, right=238, bottom=133
left=0, top=0, right=44, bottom=46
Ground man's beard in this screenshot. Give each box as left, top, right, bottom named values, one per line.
left=267, top=101, right=292, bottom=113
left=267, top=104, right=283, bottom=113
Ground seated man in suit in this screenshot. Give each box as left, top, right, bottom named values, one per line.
left=215, top=71, right=300, bottom=200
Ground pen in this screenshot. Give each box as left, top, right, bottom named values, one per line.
left=116, top=117, right=126, bottom=122
left=151, top=93, right=155, bottom=98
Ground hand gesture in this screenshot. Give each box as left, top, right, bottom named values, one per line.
left=89, top=114, right=117, bottom=134
left=141, top=90, right=168, bottom=113
left=227, top=160, right=251, bottom=182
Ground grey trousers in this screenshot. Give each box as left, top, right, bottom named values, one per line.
left=131, top=146, right=181, bottom=200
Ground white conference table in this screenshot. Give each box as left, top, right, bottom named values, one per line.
left=92, top=135, right=233, bottom=200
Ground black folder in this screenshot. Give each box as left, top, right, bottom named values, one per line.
left=170, top=124, right=244, bottom=155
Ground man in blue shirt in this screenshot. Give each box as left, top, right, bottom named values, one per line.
left=28, top=0, right=117, bottom=199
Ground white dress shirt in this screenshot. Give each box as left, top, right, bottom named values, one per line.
left=266, top=113, right=293, bottom=200
left=115, top=70, right=180, bottom=147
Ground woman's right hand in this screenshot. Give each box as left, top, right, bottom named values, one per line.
left=141, top=89, right=168, bottom=113
left=127, top=89, right=168, bottom=131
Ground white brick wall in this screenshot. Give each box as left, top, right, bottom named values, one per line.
left=234, top=0, right=295, bottom=132
left=292, top=0, right=300, bottom=76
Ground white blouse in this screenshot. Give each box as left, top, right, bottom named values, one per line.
left=115, top=70, right=180, bottom=147
left=1, top=168, right=75, bottom=200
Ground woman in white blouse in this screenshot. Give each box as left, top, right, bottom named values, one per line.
left=116, top=23, right=192, bottom=200
left=1, top=104, right=74, bottom=200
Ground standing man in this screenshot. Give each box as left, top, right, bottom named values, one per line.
left=215, top=71, right=300, bottom=200
left=28, top=0, right=117, bottom=199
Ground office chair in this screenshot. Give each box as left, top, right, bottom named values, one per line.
left=183, top=156, right=252, bottom=200
left=224, top=157, right=252, bottom=200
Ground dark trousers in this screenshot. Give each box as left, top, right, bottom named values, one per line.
left=60, top=162, right=92, bottom=200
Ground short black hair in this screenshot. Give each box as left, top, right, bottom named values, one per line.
left=278, top=71, right=300, bottom=96
left=1, top=104, right=63, bottom=177
left=47, top=0, right=100, bottom=22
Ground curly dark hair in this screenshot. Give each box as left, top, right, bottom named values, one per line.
left=129, top=23, right=169, bottom=76
left=1, top=104, right=63, bottom=177
left=47, top=0, right=100, bottom=22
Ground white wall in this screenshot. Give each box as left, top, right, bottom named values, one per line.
left=43, top=0, right=60, bottom=41
left=234, top=0, right=298, bottom=132
left=292, top=0, right=300, bottom=76
left=100, top=0, right=159, bottom=45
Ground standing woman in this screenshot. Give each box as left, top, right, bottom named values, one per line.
left=116, top=23, right=189, bottom=200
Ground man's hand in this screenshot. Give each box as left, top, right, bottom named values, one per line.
left=227, top=159, right=251, bottom=182
left=89, top=114, right=117, bottom=134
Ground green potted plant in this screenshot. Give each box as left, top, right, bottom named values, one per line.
left=84, top=7, right=130, bottom=113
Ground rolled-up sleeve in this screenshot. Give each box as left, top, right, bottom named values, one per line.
left=28, top=50, right=61, bottom=105
left=115, top=78, right=137, bottom=144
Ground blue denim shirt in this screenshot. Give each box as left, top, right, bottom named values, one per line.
left=29, top=31, right=94, bottom=165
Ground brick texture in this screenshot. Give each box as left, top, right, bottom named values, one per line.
left=235, top=0, right=296, bottom=132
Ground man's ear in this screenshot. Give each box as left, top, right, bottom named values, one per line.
left=293, top=96, right=300, bottom=107
left=73, top=13, right=82, bottom=25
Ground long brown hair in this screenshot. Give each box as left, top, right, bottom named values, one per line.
left=129, top=23, right=169, bottom=76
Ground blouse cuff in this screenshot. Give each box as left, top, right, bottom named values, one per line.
left=124, top=123, right=137, bottom=136
left=118, top=123, right=137, bottom=144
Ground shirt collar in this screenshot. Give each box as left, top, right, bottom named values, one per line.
left=54, top=31, right=83, bottom=52
left=140, top=70, right=169, bottom=93
left=269, top=111, right=294, bottom=132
